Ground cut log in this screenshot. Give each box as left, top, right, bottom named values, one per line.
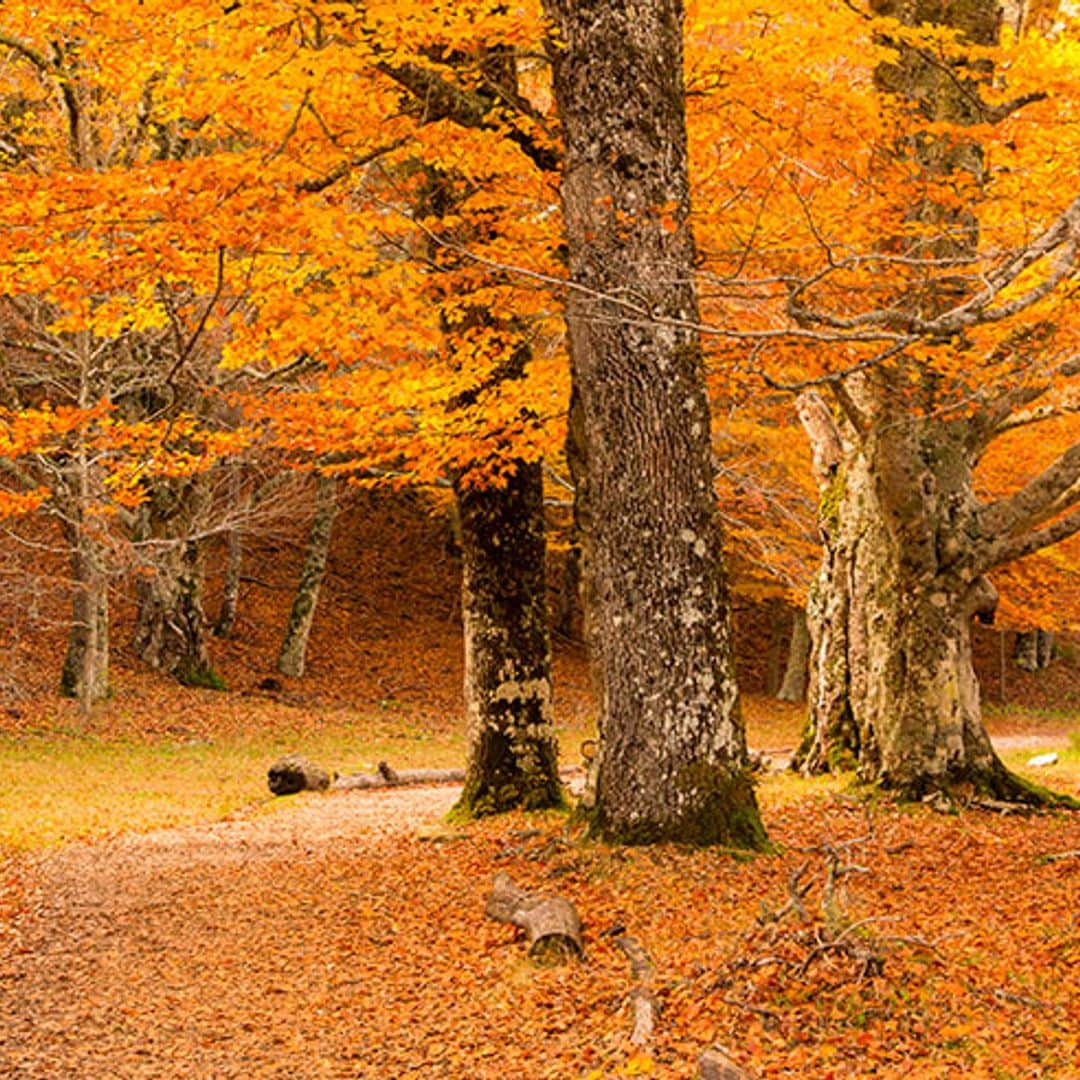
left=485, top=871, right=583, bottom=963
left=333, top=765, right=467, bottom=791
left=699, top=1047, right=754, bottom=1080
left=267, top=755, right=331, bottom=795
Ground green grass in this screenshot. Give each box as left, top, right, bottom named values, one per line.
left=999, top=729, right=1080, bottom=796
left=0, top=717, right=466, bottom=852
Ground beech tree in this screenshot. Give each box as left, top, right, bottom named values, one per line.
left=789, top=0, right=1080, bottom=801
left=543, top=0, right=765, bottom=845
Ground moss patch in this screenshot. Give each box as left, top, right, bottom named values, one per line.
left=588, top=763, right=770, bottom=850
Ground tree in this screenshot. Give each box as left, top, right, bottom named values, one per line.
left=543, top=0, right=765, bottom=845
left=278, top=476, right=338, bottom=679
left=788, top=1, right=1080, bottom=801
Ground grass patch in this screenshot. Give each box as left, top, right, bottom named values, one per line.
left=999, top=735, right=1080, bottom=798
left=0, top=714, right=465, bottom=852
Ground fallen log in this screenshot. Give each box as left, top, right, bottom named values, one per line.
left=485, top=871, right=583, bottom=964
left=267, top=755, right=331, bottom=795
left=615, top=935, right=659, bottom=1046
left=699, top=1047, right=754, bottom=1080
left=332, top=763, right=467, bottom=790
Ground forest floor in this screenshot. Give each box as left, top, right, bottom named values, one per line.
left=4, top=747, right=1080, bottom=1079
left=3, top=490, right=1080, bottom=1078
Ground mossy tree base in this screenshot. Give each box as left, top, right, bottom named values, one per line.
left=880, top=758, right=1080, bottom=810
left=588, top=766, right=769, bottom=850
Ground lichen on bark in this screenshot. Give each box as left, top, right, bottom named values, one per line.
left=451, top=460, right=564, bottom=819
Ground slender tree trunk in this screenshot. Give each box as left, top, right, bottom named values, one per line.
left=59, top=335, right=110, bottom=710
left=764, top=600, right=787, bottom=697
left=214, top=468, right=244, bottom=638
left=278, top=476, right=337, bottom=678
left=545, top=0, right=764, bottom=845
left=453, top=460, right=563, bottom=815
left=59, top=526, right=109, bottom=710
left=777, top=607, right=810, bottom=703
left=554, top=542, right=581, bottom=641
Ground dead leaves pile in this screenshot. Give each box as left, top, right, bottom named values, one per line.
left=3, top=788, right=1080, bottom=1078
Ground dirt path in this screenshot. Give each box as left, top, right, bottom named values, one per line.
left=3, top=785, right=464, bottom=1079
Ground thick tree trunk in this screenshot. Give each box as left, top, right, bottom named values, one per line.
left=453, top=460, right=563, bottom=816
left=545, top=0, right=764, bottom=845
left=278, top=476, right=337, bottom=678
left=777, top=607, right=810, bottom=703
left=132, top=480, right=221, bottom=689
left=798, top=416, right=1048, bottom=802
left=795, top=0, right=1071, bottom=805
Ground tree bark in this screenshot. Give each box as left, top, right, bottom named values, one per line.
left=453, top=460, right=563, bottom=816
left=277, top=475, right=337, bottom=678
left=795, top=0, right=1073, bottom=805
left=132, top=479, right=221, bottom=689
left=545, top=0, right=764, bottom=845
left=777, top=607, right=810, bottom=703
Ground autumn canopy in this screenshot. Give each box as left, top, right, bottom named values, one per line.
left=0, top=0, right=1079, bottom=837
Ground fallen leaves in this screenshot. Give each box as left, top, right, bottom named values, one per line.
left=3, top=787, right=1080, bottom=1078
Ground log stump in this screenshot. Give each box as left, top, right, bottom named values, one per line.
left=485, top=871, right=583, bottom=963
left=267, top=755, right=331, bottom=795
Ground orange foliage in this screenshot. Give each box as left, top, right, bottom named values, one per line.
left=0, top=0, right=1078, bottom=618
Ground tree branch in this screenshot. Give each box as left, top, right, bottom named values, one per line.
left=978, top=441, right=1080, bottom=548
left=980, top=503, right=1080, bottom=570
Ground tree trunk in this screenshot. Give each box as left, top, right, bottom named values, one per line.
left=777, top=607, right=810, bottom=703
left=213, top=469, right=244, bottom=638
left=553, top=542, right=581, bottom=641
left=57, top=450, right=109, bottom=710
left=132, top=479, right=221, bottom=689
left=545, top=0, right=764, bottom=846
left=797, top=414, right=1046, bottom=802
left=453, top=460, right=563, bottom=816
left=59, top=529, right=109, bottom=710
left=764, top=600, right=787, bottom=697
left=794, top=0, right=1070, bottom=805
left=1014, top=629, right=1055, bottom=672
left=278, top=475, right=337, bottom=678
